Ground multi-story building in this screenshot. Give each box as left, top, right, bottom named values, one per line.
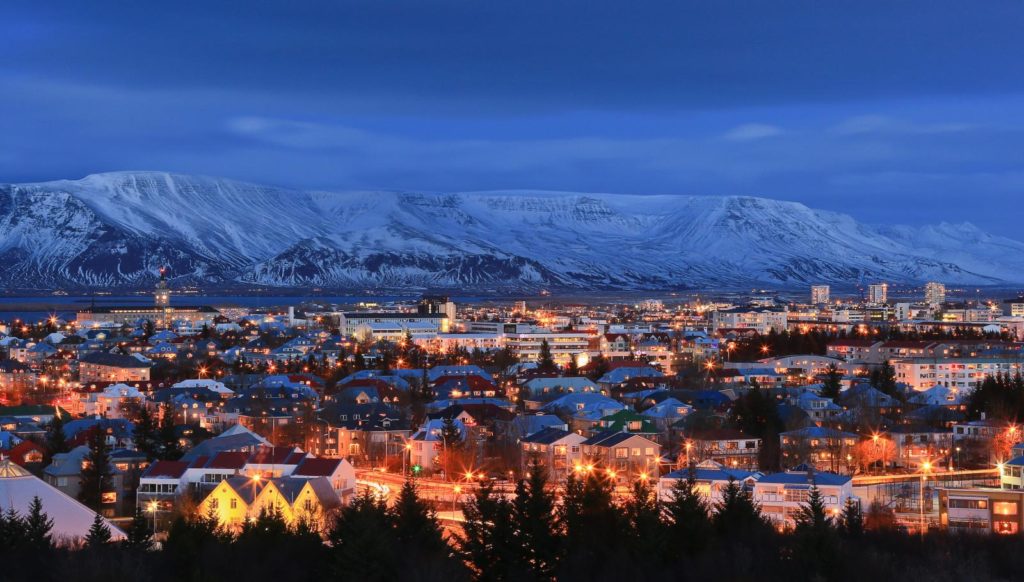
left=581, top=430, right=661, bottom=485
left=711, top=307, right=788, bottom=334
left=925, top=282, right=946, bottom=306
left=339, top=311, right=449, bottom=336
left=505, top=332, right=591, bottom=365
left=519, top=427, right=586, bottom=483
left=893, top=356, right=1024, bottom=391
left=78, top=353, right=152, bottom=384
left=811, top=285, right=830, bottom=306
left=868, top=283, right=888, bottom=305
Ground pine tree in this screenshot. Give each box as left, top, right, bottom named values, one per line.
left=459, top=479, right=520, bottom=580
left=328, top=491, right=398, bottom=582
left=134, top=405, right=160, bottom=459
left=124, top=506, right=154, bottom=551
left=821, top=363, right=843, bottom=399
left=0, top=506, right=26, bottom=549
left=85, top=512, right=112, bottom=547
left=840, top=496, right=864, bottom=537
left=511, top=462, right=560, bottom=581
left=664, top=466, right=712, bottom=555
left=45, top=412, right=68, bottom=458
left=712, top=477, right=768, bottom=538
left=622, top=477, right=666, bottom=566
left=537, top=339, right=557, bottom=373
left=79, top=427, right=113, bottom=510
left=390, top=480, right=463, bottom=577
left=558, top=471, right=625, bottom=578
left=794, top=482, right=832, bottom=534
left=566, top=354, right=580, bottom=377
left=24, top=496, right=54, bottom=550
left=157, top=403, right=183, bottom=460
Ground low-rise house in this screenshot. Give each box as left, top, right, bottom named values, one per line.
left=198, top=474, right=341, bottom=531
left=657, top=460, right=761, bottom=507
left=780, top=426, right=859, bottom=473
left=519, top=427, right=586, bottom=483
left=753, top=468, right=856, bottom=529
left=78, top=352, right=152, bottom=383
left=681, top=428, right=762, bottom=470
left=581, top=430, right=661, bottom=485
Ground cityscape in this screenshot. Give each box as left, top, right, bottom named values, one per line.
left=4, top=1, right=1024, bottom=581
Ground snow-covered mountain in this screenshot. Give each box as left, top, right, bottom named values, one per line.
left=1, top=171, right=1021, bottom=291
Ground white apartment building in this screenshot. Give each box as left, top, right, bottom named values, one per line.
left=711, top=308, right=788, bottom=334
left=893, top=357, right=1024, bottom=391
left=811, top=285, right=830, bottom=305
left=505, top=332, right=592, bottom=365
left=753, top=470, right=855, bottom=529
left=868, top=283, right=888, bottom=305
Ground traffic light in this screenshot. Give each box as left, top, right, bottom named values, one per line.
left=412, top=465, right=422, bottom=474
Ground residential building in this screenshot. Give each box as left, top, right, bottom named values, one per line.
left=811, top=285, right=830, bottom=306
left=754, top=469, right=855, bottom=529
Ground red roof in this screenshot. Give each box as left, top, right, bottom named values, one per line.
left=248, top=446, right=307, bottom=465
left=6, top=440, right=45, bottom=466
left=433, top=375, right=495, bottom=390
left=828, top=339, right=880, bottom=348
left=204, top=451, right=248, bottom=470
left=144, top=460, right=189, bottom=478
left=293, top=457, right=341, bottom=477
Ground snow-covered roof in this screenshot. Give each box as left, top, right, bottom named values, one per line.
left=0, top=459, right=126, bottom=542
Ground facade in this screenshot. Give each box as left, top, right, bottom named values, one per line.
left=925, top=282, right=947, bottom=306
left=339, top=312, right=449, bottom=336
left=580, top=430, right=661, bottom=485
left=711, top=308, right=788, bottom=334
left=505, top=332, right=591, bottom=365
left=519, top=427, right=587, bottom=483
left=868, top=283, right=888, bottom=305
left=939, top=488, right=1024, bottom=535
left=893, top=357, right=1024, bottom=391
left=78, top=353, right=152, bottom=384
left=811, top=285, right=830, bottom=306
left=753, top=469, right=855, bottom=529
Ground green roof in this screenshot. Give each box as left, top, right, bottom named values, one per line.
left=0, top=405, right=69, bottom=418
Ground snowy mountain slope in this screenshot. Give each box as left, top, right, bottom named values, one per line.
left=0, top=171, right=1021, bottom=290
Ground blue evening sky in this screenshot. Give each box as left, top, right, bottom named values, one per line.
left=2, top=1, right=1023, bottom=234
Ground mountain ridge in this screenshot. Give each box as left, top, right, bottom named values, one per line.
left=1, top=171, right=1021, bottom=291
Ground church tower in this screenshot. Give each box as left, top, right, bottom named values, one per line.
left=154, top=267, right=171, bottom=308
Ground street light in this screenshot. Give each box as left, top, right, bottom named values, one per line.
left=148, top=500, right=159, bottom=535
left=920, top=461, right=932, bottom=539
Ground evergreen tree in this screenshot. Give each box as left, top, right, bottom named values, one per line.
left=79, top=428, right=113, bottom=510
left=45, top=412, right=68, bottom=458
left=123, top=506, right=154, bottom=551
left=85, top=512, right=112, bottom=547
left=157, top=403, right=183, bottom=460
left=558, top=471, right=626, bottom=578
left=821, top=363, right=843, bottom=399
left=133, top=405, right=160, bottom=459
left=794, top=482, right=832, bottom=533
left=24, top=496, right=54, bottom=550
left=329, top=491, right=398, bottom=582
left=840, top=497, right=864, bottom=537
left=622, top=477, right=666, bottom=567
left=391, top=480, right=463, bottom=577
left=664, top=466, right=712, bottom=556
left=459, top=479, right=520, bottom=580
left=0, top=506, right=26, bottom=549
left=872, top=360, right=899, bottom=397
left=537, top=339, right=557, bottom=373
left=712, top=478, right=768, bottom=538
left=511, top=461, right=560, bottom=581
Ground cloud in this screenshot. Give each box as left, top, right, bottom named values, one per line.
left=722, top=123, right=785, bottom=142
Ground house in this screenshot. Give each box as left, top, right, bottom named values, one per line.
left=658, top=460, right=761, bottom=507
left=408, top=417, right=467, bottom=475
left=581, top=430, right=661, bottom=485
left=791, top=390, right=843, bottom=423
left=80, top=382, right=147, bottom=418
left=642, top=397, right=693, bottom=431
left=541, top=393, right=624, bottom=434
left=939, top=487, right=1024, bottom=535
left=591, top=409, right=660, bottom=441
left=78, top=352, right=152, bottom=383
left=0, top=459, right=126, bottom=541
left=887, top=425, right=954, bottom=470
left=137, top=459, right=190, bottom=514
left=680, top=428, right=762, bottom=470
left=753, top=468, right=855, bottom=529
left=198, top=474, right=341, bottom=531
left=322, top=403, right=411, bottom=464
left=43, top=445, right=127, bottom=517
left=292, top=456, right=357, bottom=501
left=495, top=414, right=567, bottom=445
left=519, top=427, right=587, bottom=483
left=780, top=426, right=859, bottom=473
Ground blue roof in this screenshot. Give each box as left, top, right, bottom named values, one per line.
left=757, top=470, right=851, bottom=487
left=663, top=466, right=757, bottom=483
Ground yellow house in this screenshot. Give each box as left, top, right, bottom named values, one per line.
left=199, top=475, right=340, bottom=530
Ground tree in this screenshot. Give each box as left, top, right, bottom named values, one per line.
left=45, top=413, right=68, bottom=459
left=123, top=506, right=154, bottom=551
left=565, top=355, right=580, bottom=377
left=78, top=428, right=113, bottom=510
left=664, top=466, right=712, bottom=555
left=871, top=360, right=898, bottom=397
left=712, top=477, right=768, bottom=538
left=133, top=405, right=160, bottom=459
left=24, top=496, right=54, bottom=550
left=558, top=471, right=626, bottom=578
left=821, top=363, right=843, bottom=399
left=85, top=513, right=112, bottom=547
left=512, top=462, right=560, bottom=580
left=459, top=479, right=520, bottom=580
left=537, top=339, right=557, bottom=373
left=157, top=403, right=183, bottom=460
left=622, top=477, right=666, bottom=568
left=391, top=480, right=462, bottom=576
left=794, top=482, right=832, bottom=534
left=329, top=491, right=398, bottom=582
left=840, top=497, right=863, bottom=537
